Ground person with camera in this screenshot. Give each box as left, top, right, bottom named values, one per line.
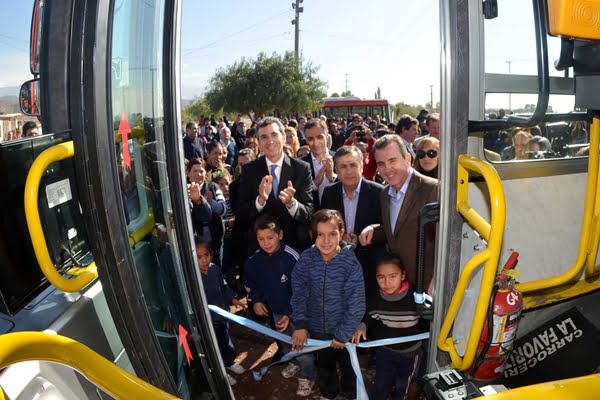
left=344, top=124, right=378, bottom=181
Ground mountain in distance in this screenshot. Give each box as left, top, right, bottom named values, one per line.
left=0, top=86, right=20, bottom=98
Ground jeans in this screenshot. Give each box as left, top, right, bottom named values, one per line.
left=371, top=347, right=420, bottom=400
left=273, top=313, right=316, bottom=380
left=213, top=322, right=237, bottom=367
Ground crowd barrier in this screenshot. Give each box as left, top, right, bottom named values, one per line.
left=209, top=305, right=430, bottom=400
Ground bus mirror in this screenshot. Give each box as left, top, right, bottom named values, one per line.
left=30, top=0, right=44, bottom=75
left=20, top=79, right=41, bottom=116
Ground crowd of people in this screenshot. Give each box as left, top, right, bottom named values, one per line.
left=1, top=121, right=40, bottom=141
left=185, top=111, right=440, bottom=399
left=482, top=110, right=589, bottom=160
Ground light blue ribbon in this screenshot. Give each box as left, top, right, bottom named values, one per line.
left=208, top=305, right=429, bottom=399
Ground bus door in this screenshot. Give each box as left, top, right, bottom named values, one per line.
left=5, top=0, right=232, bottom=399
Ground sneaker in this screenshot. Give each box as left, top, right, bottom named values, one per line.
left=281, top=362, right=301, bottom=378
left=227, top=373, right=237, bottom=386
left=227, top=362, right=246, bottom=375
left=296, top=378, right=315, bottom=397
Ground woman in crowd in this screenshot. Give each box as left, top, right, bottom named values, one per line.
left=285, top=126, right=301, bottom=157
left=206, top=141, right=233, bottom=178
left=413, top=136, right=439, bottom=179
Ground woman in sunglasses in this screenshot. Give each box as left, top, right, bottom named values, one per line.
left=413, top=137, right=439, bottom=179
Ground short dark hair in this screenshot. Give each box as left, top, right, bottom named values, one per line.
left=304, top=118, right=328, bottom=133
left=255, top=117, right=285, bottom=136
left=23, top=121, right=38, bottom=135
left=288, top=119, right=298, bottom=128
left=395, top=114, right=418, bottom=134
left=206, top=141, right=224, bottom=154
left=186, top=122, right=197, bottom=130
left=310, top=209, right=345, bottom=240
left=334, top=145, right=363, bottom=165
left=374, top=134, right=408, bottom=159
left=186, top=157, right=205, bottom=172
left=254, top=214, right=282, bottom=234
left=376, top=256, right=406, bottom=273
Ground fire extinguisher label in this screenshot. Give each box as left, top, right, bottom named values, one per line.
left=492, top=311, right=521, bottom=354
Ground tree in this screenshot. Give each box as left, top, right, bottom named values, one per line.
left=393, top=102, right=424, bottom=118
left=182, top=97, right=215, bottom=123
left=340, top=90, right=353, bottom=97
left=374, top=86, right=382, bottom=99
left=205, top=52, right=327, bottom=116
left=330, top=92, right=340, bottom=97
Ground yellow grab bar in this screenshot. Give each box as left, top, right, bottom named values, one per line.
left=586, top=115, right=600, bottom=276
left=24, top=140, right=98, bottom=292
left=0, top=332, right=179, bottom=400
left=517, top=115, right=600, bottom=293
left=437, top=154, right=506, bottom=370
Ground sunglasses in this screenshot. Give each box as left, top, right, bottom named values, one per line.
left=416, top=149, right=438, bottom=159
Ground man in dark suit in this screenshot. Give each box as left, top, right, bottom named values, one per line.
left=359, top=134, right=438, bottom=288
left=235, top=117, right=314, bottom=253
left=301, top=118, right=336, bottom=209
left=320, top=145, right=384, bottom=295
left=183, top=122, right=206, bottom=160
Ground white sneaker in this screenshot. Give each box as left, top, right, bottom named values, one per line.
left=227, top=373, right=237, bottom=386
left=296, top=378, right=315, bottom=397
left=227, top=362, right=246, bottom=375
left=281, top=362, right=301, bottom=378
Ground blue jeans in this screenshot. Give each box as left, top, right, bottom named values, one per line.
left=371, top=347, right=420, bottom=400
left=213, top=322, right=237, bottom=367
left=273, top=313, right=316, bottom=381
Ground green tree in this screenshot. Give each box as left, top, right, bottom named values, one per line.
left=330, top=92, right=340, bottom=97
left=182, top=97, right=215, bottom=123
left=393, top=102, right=424, bottom=118
left=374, top=86, right=382, bottom=99
left=340, top=90, right=353, bottom=97
left=205, top=52, right=327, bottom=116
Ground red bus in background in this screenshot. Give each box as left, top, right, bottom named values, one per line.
left=321, top=96, right=394, bottom=122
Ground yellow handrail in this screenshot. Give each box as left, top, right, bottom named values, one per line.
left=517, top=115, right=600, bottom=293
left=24, top=140, right=98, bottom=292
left=0, top=332, right=179, bottom=400
left=437, top=154, right=506, bottom=370
left=586, top=116, right=600, bottom=276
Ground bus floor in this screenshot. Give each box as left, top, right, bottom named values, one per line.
left=227, top=306, right=422, bottom=400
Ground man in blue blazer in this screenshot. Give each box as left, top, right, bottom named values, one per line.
left=235, top=117, right=314, bottom=253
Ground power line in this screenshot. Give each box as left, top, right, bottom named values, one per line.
left=182, top=9, right=290, bottom=56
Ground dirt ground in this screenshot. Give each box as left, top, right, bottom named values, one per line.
left=228, top=320, right=375, bottom=400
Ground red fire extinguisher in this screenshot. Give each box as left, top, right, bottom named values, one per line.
left=469, top=252, right=523, bottom=382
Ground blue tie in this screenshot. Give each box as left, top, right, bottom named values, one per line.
left=270, top=164, right=279, bottom=195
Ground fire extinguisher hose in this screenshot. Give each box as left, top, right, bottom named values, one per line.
left=469, top=283, right=499, bottom=378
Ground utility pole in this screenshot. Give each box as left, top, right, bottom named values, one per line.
left=506, top=60, right=512, bottom=112
left=291, top=0, right=304, bottom=66
left=429, top=84, right=434, bottom=110
left=345, top=73, right=349, bottom=95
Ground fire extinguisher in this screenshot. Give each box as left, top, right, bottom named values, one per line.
left=469, top=251, right=523, bottom=382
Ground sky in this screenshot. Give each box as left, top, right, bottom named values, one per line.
left=0, top=0, right=575, bottom=112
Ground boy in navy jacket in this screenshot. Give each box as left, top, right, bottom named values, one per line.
left=244, top=216, right=315, bottom=397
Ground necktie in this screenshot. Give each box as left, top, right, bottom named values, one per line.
left=270, top=164, right=279, bottom=195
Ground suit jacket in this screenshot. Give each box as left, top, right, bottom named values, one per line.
left=320, top=179, right=384, bottom=237
left=373, top=170, right=438, bottom=287
left=321, top=179, right=385, bottom=296
left=234, top=155, right=314, bottom=252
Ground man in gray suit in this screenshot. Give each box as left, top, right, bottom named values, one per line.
left=359, top=134, right=438, bottom=288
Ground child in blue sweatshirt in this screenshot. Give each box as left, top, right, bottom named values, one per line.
left=244, top=216, right=315, bottom=397
left=197, top=241, right=245, bottom=386
left=291, top=209, right=366, bottom=400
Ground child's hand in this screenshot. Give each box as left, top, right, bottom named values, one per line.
left=253, top=302, right=269, bottom=316
left=275, top=315, right=290, bottom=332
left=292, top=329, right=308, bottom=351
left=232, top=298, right=246, bottom=309
left=188, top=182, right=203, bottom=204
left=351, top=328, right=367, bottom=344
left=331, top=338, right=345, bottom=350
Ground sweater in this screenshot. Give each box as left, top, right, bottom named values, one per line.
left=291, top=245, right=366, bottom=342
left=244, top=242, right=300, bottom=316
left=359, top=285, right=422, bottom=354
